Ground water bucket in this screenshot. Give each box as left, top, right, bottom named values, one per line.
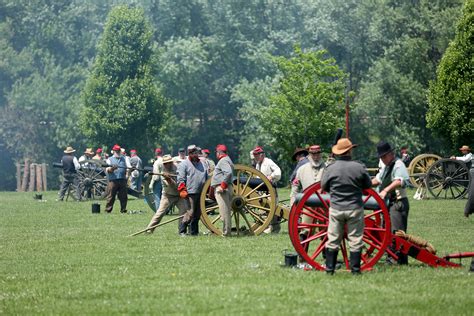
left=92, top=203, right=100, bottom=214
left=282, top=249, right=298, bottom=267
left=34, top=194, right=43, bottom=200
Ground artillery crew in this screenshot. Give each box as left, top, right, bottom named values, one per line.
left=372, top=141, right=410, bottom=265
left=451, top=145, right=473, bottom=169
left=210, top=144, right=234, bottom=236
left=289, top=147, right=309, bottom=183
left=129, top=149, right=143, bottom=191
left=146, top=155, right=189, bottom=233
left=253, top=146, right=282, bottom=233
left=105, top=144, right=131, bottom=213
left=149, top=148, right=164, bottom=211
left=57, top=146, right=81, bottom=201
left=177, top=145, right=208, bottom=236
left=321, top=138, right=372, bottom=275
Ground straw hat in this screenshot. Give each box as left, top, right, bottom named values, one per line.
left=64, top=146, right=76, bottom=154
left=459, top=145, right=471, bottom=152
left=162, top=154, right=173, bottom=164
left=84, top=148, right=94, bottom=155
left=332, top=138, right=357, bottom=155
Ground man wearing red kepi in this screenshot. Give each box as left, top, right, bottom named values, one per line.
left=93, top=148, right=103, bottom=160
left=252, top=146, right=282, bottom=233
left=210, top=144, right=234, bottom=236
left=202, top=149, right=216, bottom=176
left=177, top=145, right=208, bottom=236
left=105, top=144, right=131, bottom=213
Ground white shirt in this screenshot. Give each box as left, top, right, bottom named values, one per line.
left=256, top=157, right=281, bottom=183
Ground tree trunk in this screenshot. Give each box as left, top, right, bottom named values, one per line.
left=28, top=163, right=36, bottom=192
left=36, top=163, right=43, bottom=191
left=16, top=163, right=21, bottom=192
left=42, top=163, right=47, bottom=191
left=21, top=159, right=29, bottom=192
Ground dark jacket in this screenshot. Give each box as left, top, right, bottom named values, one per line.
left=321, top=156, right=372, bottom=210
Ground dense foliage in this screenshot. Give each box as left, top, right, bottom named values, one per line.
left=427, top=0, right=473, bottom=148
left=0, top=0, right=468, bottom=190
left=81, top=6, right=168, bottom=151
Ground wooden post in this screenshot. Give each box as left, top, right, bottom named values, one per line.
left=29, top=163, right=36, bottom=192
left=16, top=163, right=21, bottom=192
left=21, top=159, right=29, bottom=192
left=36, top=163, right=43, bottom=191
left=42, top=163, right=47, bottom=191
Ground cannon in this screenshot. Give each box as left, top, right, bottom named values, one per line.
left=407, top=154, right=471, bottom=199
left=134, top=164, right=291, bottom=236
left=288, top=182, right=474, bottom=271
left=54, top=160, right=143, bottom=201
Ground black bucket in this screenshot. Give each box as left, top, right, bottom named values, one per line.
left=283, top=249, right=298, bottom=267
left=92, top=203, right=100, bottom=214
left=34, top=194, right=43, bottom=200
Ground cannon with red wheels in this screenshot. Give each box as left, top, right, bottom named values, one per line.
left=288, top=181, right=474, bottom=271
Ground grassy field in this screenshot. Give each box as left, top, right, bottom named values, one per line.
left=1, top=189, right=473, bottom=315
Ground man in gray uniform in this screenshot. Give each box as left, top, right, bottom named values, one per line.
left=321, top=138, right=372, bottom=275
left=210, top=144, right=234, bottom=236
left=177, top=145, right=208, bottom=236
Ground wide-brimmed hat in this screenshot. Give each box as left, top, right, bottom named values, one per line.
left=112, top=144, right=121, bottom=151
left=308, top=145, right=322, bottom=154
left=253, top=146, right=264, bottom=155
left=292, top=147, right=308, bottom=161
left=162, top=154, right=173, bottom=164
left=332, top=138, right=357, bottom=155
left=459, top=145, right=471, bottom=152
left=376, top=141, right=394, bottom=158
left=64, top=146, right=76, bottom=154
left=84, top=148, right=94, bottom=155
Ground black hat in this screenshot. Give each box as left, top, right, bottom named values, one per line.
left=292, top=147, right=308, bottom=161
left=178, top=147, right=185, bottom=153
left=377, top=141, right=394, bottom=158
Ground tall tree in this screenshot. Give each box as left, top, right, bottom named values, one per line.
left=427, top=0, right=473, bottom=148
left=258, top=47, right=346, bottom=161
left=80, top=5, right=169, bottom=150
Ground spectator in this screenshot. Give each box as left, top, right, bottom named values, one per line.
left=105, top=144, right=131, bottom=213
left=57, top=146, right=81, bottom=201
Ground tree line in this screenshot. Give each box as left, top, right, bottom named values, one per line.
left=0, top=0, right=471, bottom=190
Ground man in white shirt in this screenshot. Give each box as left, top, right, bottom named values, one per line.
left=253, top=146, right=282, bottom=233
left=451, top=145, right=472, bottom=169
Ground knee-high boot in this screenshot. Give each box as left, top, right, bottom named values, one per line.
left=325, top=248, right=338, bottom=275
left=350, top=251, right=362, bottom=275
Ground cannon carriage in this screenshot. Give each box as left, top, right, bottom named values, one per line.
left=289, top=181, right=474, bottom=271
left=407, top=154, right=471, bottom=199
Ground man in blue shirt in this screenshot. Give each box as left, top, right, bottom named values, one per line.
left=105, top=144, right=131, bottom=213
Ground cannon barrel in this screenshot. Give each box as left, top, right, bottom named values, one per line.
left=52, top=162, right=63, bottom=168
left=293, top=193, right=383, bottom=210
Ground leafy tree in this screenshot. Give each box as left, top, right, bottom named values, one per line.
left=258, top=47, right=346, bottom=161
left=427, top=0, right=473, bottom=148
left=80, top=5, right=169, bottom=151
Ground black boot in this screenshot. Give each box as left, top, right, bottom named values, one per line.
left=350, top=251, right=362, bottom=275
left=470, top=258, right=474, bottom=272
left=325, top=248, right=338, bottom=275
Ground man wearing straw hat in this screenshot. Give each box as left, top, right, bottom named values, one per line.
left=321, top=138, right=372, bottom=275
left=145, top=155, right=188, bottom=233
left=451, top=145, right=473, bottom=169
left=57, top=146, right=81, bottom=201
left=79, top=148, right=94, bottom=163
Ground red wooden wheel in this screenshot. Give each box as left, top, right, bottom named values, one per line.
left=288, top=182, right=391, bottom=271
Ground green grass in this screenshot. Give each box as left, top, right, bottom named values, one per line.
left=1, top=190, right=473, bottom=315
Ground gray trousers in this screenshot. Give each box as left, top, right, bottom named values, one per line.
left=326, top=207, right=364, bottom=252
left=147, top=193, right=189, bottom=232
left=215, top=185, right=233, bottom=236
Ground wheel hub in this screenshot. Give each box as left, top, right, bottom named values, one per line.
left=231, top=196, right=246, bottom=211
left=83, top=178, right=93, bottom=188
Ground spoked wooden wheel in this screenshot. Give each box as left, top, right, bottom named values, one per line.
left=71, top=160, right=107, bottom=200
left=288, top=182, right=391, bottom=271
left=425, top=159, right=470, bottom=199
left=200, top=164, right=276, bottom=236
left=408, top=154, right=441, bottom=187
